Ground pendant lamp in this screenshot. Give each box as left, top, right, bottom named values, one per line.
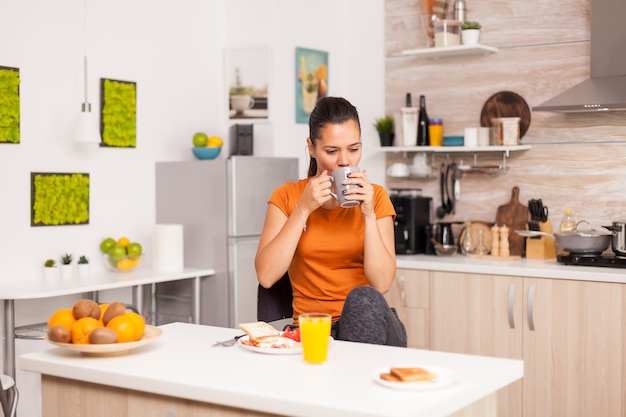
left=75, top=0, right=101, bottom=144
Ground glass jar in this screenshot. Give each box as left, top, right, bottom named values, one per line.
left=429, top=118, right=443, bottom=146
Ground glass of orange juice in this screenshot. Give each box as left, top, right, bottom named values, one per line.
left=299, top=313, right=332, bottom=364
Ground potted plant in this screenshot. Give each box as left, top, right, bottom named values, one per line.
left=373, top=115, right=395, bottom=147
left=59, top=253, right=74, bottom=280
left=77, top=255, right=90, bottom=278
left=461, top=21, right=482, bottom=45
left=43, top=259, right=58, bottom=281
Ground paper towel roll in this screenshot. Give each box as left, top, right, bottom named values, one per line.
left=152, top=224, right=184, bottom=272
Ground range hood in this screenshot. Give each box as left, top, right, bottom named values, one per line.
left=533, top=0, right=626, bottom=112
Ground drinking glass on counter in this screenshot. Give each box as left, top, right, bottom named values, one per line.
left=300, top=313, right=332, bottom=364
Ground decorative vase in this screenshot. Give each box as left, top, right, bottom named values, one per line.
left=60, top=264, right=73, bottom=280
left=77, top=264, right=90, bottom=279
left=461, top=29, right=480, bottom=45
left=379, top=132, right=395, bottom=147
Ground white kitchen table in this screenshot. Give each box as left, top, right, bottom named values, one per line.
left=20, top=322, right=523, bottom=417
left=1, top=267, right=214, bottom=379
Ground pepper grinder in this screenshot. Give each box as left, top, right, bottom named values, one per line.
left=500, top=224, right=510, bottom=257
left=474, top=229, right=488, bottom=255
left=491, top=225, right=500, bottom=257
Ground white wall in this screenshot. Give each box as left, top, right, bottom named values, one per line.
left=0, top=0, right=385, bottom=280
left=0, top=1, right=384, bottom=414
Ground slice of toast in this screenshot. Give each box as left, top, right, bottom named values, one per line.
left=390, top=367, right=437, bottom=382
left=238, top=321, right=280, bottom=342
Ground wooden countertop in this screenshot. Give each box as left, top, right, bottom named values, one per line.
left=20, top=322, right=523, bottom=417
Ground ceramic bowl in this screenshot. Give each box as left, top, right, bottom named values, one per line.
left=192, top=146, right=221, bottom=160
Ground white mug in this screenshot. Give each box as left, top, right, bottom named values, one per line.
left=387, top=162, right=410, bottom=178
left=230, top=95, right=255, bottom=112
left=330, top=167, right=361, bottom=208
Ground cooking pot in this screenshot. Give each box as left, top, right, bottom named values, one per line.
left=610, top=221, right=626, bottom=255
left=516, top=222, right=614, bottom=254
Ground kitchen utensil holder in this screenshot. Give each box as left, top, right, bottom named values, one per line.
left=526, top=220, right=556, bottom=259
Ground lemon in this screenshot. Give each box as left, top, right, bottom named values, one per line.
left=207, top=136, right=223, bottom=147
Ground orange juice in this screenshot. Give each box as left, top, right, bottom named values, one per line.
left=299, top=313, right=331, bottom=364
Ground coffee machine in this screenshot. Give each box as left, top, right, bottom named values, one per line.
left=390, top=190, right=432, bottom=254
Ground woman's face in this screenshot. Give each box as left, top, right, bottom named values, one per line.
left=308, top=120, right=362, bottom=174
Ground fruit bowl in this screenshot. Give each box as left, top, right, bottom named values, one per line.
left=103, top=254, right=142, bottom=272
left=192, top=146, right=221, bottom=160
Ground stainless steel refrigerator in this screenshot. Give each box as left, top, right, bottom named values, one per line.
left=155, top=156, right=299, bottom=327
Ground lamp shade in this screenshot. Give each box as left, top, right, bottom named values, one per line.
left=75, top=109, right=101, bottom=144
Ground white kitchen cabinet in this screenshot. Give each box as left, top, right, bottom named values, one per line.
left=385, top=269, right=430, bottom=349
left=427, top=271, right=626, bottom=417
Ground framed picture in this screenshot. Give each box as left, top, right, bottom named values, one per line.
left=225, top=46, right=270, bottom=121
left=295, top=47, right=328, bottom=124
left=100, top=78, right=137, bottom=148
left=31, top=172, right=90, bottom=226
left=0, top=66, right=20, bottom=144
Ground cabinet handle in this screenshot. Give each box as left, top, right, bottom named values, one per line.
left=527, top=284, right=535, bottom=331
left=507, top=283, right=516, bottom=329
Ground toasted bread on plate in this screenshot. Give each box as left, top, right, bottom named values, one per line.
left=380, top=367, right=438, bottom=383
left=253, top=335, right=299, bottom=349
left=238, top=321, right=280, bottom=342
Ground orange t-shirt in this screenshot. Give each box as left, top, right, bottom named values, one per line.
left=268, top=178, right=396, bottom=323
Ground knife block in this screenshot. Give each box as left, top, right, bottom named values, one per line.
left=526, top=220, right=557, bottom=259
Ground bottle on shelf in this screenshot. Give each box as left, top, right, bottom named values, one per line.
left=401, top=93, right=418, bottom=146
left=454, top=0, right=466, bottom=23
left=416, top=95, right=429, bottom=146
left=559, top=209, right=576, bottom=232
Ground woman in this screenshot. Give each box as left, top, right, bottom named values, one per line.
left=255, top=97, right=406, bottom=347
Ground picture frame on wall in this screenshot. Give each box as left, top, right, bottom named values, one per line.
left=0, top=66, right=20, bottom=144
left=225, top=46, right=270, bottom=121
left=31, top=172, right=90, bottom=226
left=100, top=78, right=137, bottom=148
left=295, top=47, right=328, bottom=124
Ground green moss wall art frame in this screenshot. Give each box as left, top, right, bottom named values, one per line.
left=100, top=78, right=136, bottom=148
left=31, top=173, right=90, bottom=226
left=0, top=66, right=20, bottom=144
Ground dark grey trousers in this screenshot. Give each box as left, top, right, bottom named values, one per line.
left=335, top=286, right=407, bottom=347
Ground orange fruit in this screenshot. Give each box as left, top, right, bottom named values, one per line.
left=117, top=237, right=130, bottom=247
left=71, top=317, right=103, bottom=344
left=98, top=303, right=110, bottom=324
left=47, top=308, right=76, bottom=332
left=106, top=314, right=139, bottom=343
left=126, top=312, right=146, bottom=340
left=117, top=258, right=135, bottom=271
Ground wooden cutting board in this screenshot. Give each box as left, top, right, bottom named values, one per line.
left=495, top=186, right=529, bottom=257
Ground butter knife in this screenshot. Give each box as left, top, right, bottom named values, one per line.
left=212, top=334, right=246, bottom=347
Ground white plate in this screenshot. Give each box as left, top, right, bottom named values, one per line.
left=374, top=366, right=459, bottom=391
left=45, top=325, right=162, bottom=357
left=237, top=335, right=302, bottom=355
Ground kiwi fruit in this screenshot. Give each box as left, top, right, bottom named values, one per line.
left=47, top=325, right=71, bottom=343
left=89, top=327, right=118, bottom=344
left=102, top=302, right=126, bottom=326
left=72, top=299, right=101, bottom=320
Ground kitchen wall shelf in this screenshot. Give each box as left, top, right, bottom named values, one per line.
left=380, top=144, right=531, bottom=156
left=383, top=145, right=531, bottom=177
left=388, top=44, right=499, bottom=59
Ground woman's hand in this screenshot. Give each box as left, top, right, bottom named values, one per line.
left=343, top=169, right=375, bottom=216
left=298, top=170, right=333, bottom=214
